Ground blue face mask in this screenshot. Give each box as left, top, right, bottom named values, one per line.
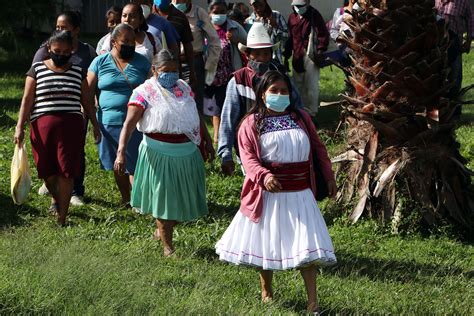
left=211, top=14, right=227, bottom=26
left=154, top=0, right=170, bottom=11
left=294, top=5, right=308, bottom=15
left=265, top=93, right=290, bottom=112
left=173, top=3, right=187, bottom=13
left=157, top=72, right=179, bottom=89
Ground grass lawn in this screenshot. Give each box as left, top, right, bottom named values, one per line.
left=0, top=49, right=473, bottom=314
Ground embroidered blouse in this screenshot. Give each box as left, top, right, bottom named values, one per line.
left=128, top=78, right=201, bottom=144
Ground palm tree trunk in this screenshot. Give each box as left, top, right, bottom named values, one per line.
left=335, top=0, right=474, bottom=232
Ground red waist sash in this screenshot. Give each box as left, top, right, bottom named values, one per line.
left=146, top=132, right=189, bottom=143
left=263, top=160, right=311, bottom=191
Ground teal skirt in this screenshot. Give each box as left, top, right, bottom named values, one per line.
left=131, top=136, right=208, bottom=221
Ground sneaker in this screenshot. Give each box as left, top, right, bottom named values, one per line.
left=38, top=183, right=50, bottom=196
left=70, top=195, right=85, bottom=206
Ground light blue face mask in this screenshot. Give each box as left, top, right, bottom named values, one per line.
left=294, top=5, right=308, bottom=15
left=158, top=71, right=179, bottom=89
left=211, top=14, right=227, bottom=26
left=265, top=93, right=290, bottom=112
left=173, top=2, right=187, bottom=13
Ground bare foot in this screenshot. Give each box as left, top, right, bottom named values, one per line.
left=57, top=216, right=67, bottom=227
left=261, top=291, right=273, bottom=303
left=152, top=228, right=160, bottom=240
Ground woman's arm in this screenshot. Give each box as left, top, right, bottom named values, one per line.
left=80, top=79, right=101, bottom=144
left=199, top=114, right=216, bottom=162
left=86, top=70, right=98, bottom=108
left=14, top=77, right=36, bottom=144
left=114, top=105, right=144, bottom=174
left=238, top=118, right=272, bottom=185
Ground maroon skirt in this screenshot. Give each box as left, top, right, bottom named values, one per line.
left=30, top=113, right=85, bottom=179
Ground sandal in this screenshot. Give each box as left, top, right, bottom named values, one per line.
left=163, top=247, right=176, bottom=257
left=119, top=202, right=131, bottom=209
left=308, top=305, right=322, bottom=315
left=48, top=203, right=58, bottom=216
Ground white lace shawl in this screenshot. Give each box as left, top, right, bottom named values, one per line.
left=134, top=78, right=201, bottom=145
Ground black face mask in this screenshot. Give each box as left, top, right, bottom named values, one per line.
left=248, top=59, right=270, bottom=75
left=50, top=52, right=71, bottom=67
left=119, top=44, right=135, bottom=59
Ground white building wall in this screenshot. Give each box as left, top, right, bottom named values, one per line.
left=193, top=0, right=344, bottom=22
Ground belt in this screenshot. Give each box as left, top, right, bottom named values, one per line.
left=146, top=132, right=189, bottom=143
left=263, top=160, right=311, bottom=191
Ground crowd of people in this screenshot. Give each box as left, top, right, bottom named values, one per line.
left=12, top=0, right=472, bottom=314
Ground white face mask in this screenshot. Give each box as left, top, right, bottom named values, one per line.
left=141, top=5, right=151, bottom=19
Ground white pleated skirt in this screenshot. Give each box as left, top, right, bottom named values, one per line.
left=215, top=188, right=336, bottom=270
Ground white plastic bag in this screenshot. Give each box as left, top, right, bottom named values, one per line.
left=10, top=143, right=32, bottom=205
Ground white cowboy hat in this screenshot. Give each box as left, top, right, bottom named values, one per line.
left=238, top=22, right=279, bottom=53
left=291, top=0, right=309, bottom=5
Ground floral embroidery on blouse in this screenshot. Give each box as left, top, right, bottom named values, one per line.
left=260, top=114, right=300, bottom=135
left=129, top=84, right=190, bottom=109
left=129, top=91, right=148, bottom=109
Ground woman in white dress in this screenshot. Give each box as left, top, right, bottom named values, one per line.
left=215, top=71, right=337, bottom=314
left=98, top=3, right=162, bottom=63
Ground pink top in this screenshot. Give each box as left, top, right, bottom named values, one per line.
left=237, top=110, right=334, bottom=223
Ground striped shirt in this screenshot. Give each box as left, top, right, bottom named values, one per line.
left=27, top=62, right=85, bottom=121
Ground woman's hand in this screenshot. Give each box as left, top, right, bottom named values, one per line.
left=268, top=15, right=277, bottom=28
left=327, top=178, right=337, bottom=199
left=92, top=124, right=102, bottom=144
left=226, top=31, right=239, bottom=45
left=14, top=126, right=25, bottom=145
left=202, top=137, right=216, bottom=162
left=114, top=151, right=127, bottom=175
left=264, top=176, right=282, bottom=193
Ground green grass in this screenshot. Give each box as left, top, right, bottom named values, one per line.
left=0, top=50, right=473, bottom=314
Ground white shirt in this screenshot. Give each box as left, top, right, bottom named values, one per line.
left=96, top=31, right=162, bottom=63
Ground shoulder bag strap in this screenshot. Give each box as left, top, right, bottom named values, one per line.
left=146, top=32, right=157, bottom=55
left=111, top=55, right=135, bottom=91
